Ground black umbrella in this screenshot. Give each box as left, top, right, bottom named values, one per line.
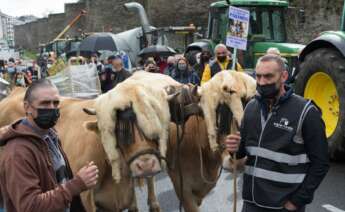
left=79, top=33, right=117, bottom=52
left=138, top=45, right=176, bottom=57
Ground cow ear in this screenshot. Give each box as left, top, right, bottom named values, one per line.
left=84, top=121, right=99, bottom=133
left=192, top=85, right=202, bottom=97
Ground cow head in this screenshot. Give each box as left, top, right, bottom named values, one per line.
left=83, top=107, right=162, bottom=180
left=166, top=83, right=202, bottom=124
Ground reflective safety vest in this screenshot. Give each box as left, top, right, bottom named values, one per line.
left=241, top=94, right=315, bottom=209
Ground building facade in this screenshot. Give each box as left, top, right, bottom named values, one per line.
left=0, top=11, right=23, bottom=48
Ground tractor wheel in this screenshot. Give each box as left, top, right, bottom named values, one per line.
left=295, top=48, right=345, bottom=161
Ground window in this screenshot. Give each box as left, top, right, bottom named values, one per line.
left=208, top=6, right=286, bottom=43
left=208, top=7, right=228, bottom=43
left=248, top=7, right=286, bottom=42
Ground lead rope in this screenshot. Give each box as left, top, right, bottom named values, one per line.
left=232, top=120, right=240, bottom=212
left=176, top=102, right=185, bottom=212
left=232, top=153, right=237, bottom=212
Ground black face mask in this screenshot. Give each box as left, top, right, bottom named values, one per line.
left=33, top=108, right=60, bottom=129
left=201, top=56, right=210, bottom=62
left=256, top=82, right=280, bottom=99
left=217, top=56, right=227, bottom=63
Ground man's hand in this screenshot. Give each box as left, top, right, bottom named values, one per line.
left=225, top=132, right=241, bottom=153
left=284, top=201, right=297, bottom=211
left=77, top=161, right=99, bottom=189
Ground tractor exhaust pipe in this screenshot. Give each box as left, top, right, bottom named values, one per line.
left=341, top=0, right=345, bottom=31
left=124, top=2, right=151, bottom=34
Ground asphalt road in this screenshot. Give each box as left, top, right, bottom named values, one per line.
left=135, top=162, right=345, bottom=212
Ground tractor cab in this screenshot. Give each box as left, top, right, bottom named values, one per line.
left=187, top=0, right=304, bottom=73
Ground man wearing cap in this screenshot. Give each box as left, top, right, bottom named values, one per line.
left=100, top=55, right=131, bottom=93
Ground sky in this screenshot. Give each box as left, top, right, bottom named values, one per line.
left=0, top=0, right=79, bottom=18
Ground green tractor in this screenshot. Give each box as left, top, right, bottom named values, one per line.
left=186, top=0, right=304, bottom=74
left=295, top=1, right=345, bottom=160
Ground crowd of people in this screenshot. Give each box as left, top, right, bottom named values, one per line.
left=0, top=42, right=249, bottom=96
left=90, top=43, right=247, bottom=94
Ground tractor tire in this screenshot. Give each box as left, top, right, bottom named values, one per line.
left=295, top=48, right=345, bottom=161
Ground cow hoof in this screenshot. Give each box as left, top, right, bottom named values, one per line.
left=149, top=204, right=161, bottom=212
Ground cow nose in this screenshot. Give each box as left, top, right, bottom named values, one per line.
left=136, top=158, right=155, bottom=171
left=130, top=155, right=161, bottom=177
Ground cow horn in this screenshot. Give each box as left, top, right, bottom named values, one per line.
left=83, top=108, right=97, bottom=115
left=166, top=92, right=179, bottom=101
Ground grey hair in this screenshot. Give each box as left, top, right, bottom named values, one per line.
left=214, top=43, right=228, bottom=54
left=266, top=47, right=281, bottom=56
left=256, top=54, right=286, bottom=72
left=24, top=79, right=57, bottom=103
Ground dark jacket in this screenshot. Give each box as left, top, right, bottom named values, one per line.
left=171, top=68, right=200, bottom=85
left=0, top=120, right=86, bottom=212
left=237, top=87, right=329, bottom=209
left=100, top=67, right=131, bottom=93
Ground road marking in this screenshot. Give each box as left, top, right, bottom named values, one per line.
left=322, top=204, right=345, bottom=212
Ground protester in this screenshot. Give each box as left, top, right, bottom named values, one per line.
left=201, top=43, right=243, bottom=85
left=99, top=55, right=131, bottom=93
left=0, top=60, right=5, bottom=79
left=6, top=58, right=16, bottom=83
left=154, top=55, right=167, bottom=73
left=194, top=49, right=212, bottom=79
left=163, top=56, right=176, bottom=76
left=144, top=58, right=160, bottom=73
left=28, top=61, right=41, bottom=82
left=171, top=57, right=200, bottom=85
left=0, top=79, right=99, bottom=212
left=225, top=54, right=329, bottom=212
left=13, top=71, right=27, bottom=87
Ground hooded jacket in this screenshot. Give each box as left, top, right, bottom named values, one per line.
left=0, top=119, right=86, bottom=212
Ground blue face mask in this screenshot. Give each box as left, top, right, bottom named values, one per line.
left=178, top=64, right=187, bottom=71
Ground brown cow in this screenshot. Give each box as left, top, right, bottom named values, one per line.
left=0, top=87, right=162, bottom=211
left=166, top=71, right=256, bottom=212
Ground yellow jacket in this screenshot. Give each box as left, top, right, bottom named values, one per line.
left=201, top=59, right=243, bottom=85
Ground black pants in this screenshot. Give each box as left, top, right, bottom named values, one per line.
left=242, top=202, right=306, bottom=212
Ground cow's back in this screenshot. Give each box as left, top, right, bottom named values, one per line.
left=56, top=98, right=135, bottom=211
left=0, top=87, right=26, bottom=127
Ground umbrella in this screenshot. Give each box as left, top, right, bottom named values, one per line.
left=79, top=32, right=117, bottom=52
left=138, top=45, right=176, bottom=57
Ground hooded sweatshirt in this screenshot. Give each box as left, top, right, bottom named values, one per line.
left=0, top=119, right=86, bottom=212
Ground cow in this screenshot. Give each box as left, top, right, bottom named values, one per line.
left=166, top=71, right=256, bottom=212
left=198, top=71, right=256, bottom=152
left=0, top=71, right=185, bottom=211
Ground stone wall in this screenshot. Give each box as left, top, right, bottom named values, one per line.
left=14, top=2, right=86, bottom=50
left=14, top=0, right=345, bottom=51
left=286, top=0, right=344, bottom=43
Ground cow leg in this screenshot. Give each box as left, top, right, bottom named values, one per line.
left=128, top=185, right=139, bottom=212
left=180, top=190, right=199, bottom=212
left=147, top=177, right=161, bottom=212
left=81, top=190, right=97, bottom=212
